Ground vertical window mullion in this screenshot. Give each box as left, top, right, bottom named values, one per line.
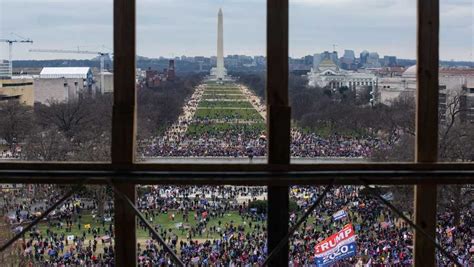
left=112, top=0, right=137, bottom=265
left=414, top=0, right=439, bottom=265
left=266, top=0, right=291, bottom=265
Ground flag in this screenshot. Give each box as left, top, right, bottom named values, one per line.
left=332, top=209, right=348, bottom=221
left=314, top=224, right=357, bottom=267
left=67, top=235, right=74, bottom=241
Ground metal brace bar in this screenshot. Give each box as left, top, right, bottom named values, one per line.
left=0, top=179, right=88, bottom=252
left=263, top=180, right=335, bottom=266
left=107, top=180, right=185, bottom=266
left=359, top=179, right=461, bottom=266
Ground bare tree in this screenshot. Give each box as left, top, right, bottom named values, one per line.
left=23, top=127, right=70, bottom=161
left=370, top=92, right=473, bottom=224
left=437, top=92, right=473, bottom=226
left=439, top=93, right=473, bottom=161
left=35, top=97, right=96, bottom=138
left=0, top=102, right=33, bottom=154
left=137, top=74, right=198, bottom=141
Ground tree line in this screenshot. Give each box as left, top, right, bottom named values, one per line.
left=236, top=71, right=473, bottom=225
left=0, top=73, right=202, bottom=161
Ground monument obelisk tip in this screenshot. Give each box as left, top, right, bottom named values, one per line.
left=209, top=8, right=227, bottom=81
left=216, top=7, right=225, bottom=80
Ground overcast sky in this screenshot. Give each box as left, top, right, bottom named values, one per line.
left=1, top=0, right=472, bottom=61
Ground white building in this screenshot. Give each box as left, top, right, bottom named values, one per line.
left=39, top=67, right=92, bottom=80
left=378, top=65, right=474, bottom=104
left=377, top=65, right=417, bottom=104
left=378, top=65, right=474, bottom=123
left=97, top=71, right=114, bottom=94
left=307, top=58, right=377, bottom=91
left=34, top=67, right=93, bottom=104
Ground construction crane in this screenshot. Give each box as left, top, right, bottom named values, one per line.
left=0, top=34, right=33, bottom=78
left=29, top=48, right=111, bottom=92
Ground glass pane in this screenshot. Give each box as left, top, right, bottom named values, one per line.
left=136, top=1, right=267, bottom=164
left=0, top=184, right=113, bottom=265
left=290, top=185, right=414, bottom=265
left=136, top=185, right=267, bottom=265
left=289, top=0, right=416, bottom=163
left=438, top=0, right=474, bottom=162
left=0, top=1, right=113, bottom=162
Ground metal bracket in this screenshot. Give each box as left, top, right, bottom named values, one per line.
left=263, top=180, right=334, bottom=266
left=0, top=179, right=88, bottom=252
left=107, top=180, right=184, bottom=266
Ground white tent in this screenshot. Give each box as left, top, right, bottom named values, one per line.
left=39, top=67, right=91, bottom=79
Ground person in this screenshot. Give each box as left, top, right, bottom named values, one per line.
left=247, top=147, right=254, bottom=162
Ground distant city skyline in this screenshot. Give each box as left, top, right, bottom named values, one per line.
left=1, top=0, right=472, bottom=61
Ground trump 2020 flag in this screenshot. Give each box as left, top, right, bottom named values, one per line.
left=314, top=224, right=357, bottom=266
left=332, top=209, right=348, bottom=221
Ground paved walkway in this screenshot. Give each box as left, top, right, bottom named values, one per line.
left=162, top=84, right=206, bottom=140
left=239, top=85, right=266, bottom=119
left=158, top=82, right=262, bottom=143
left=143, top=82, right=267, bottom=152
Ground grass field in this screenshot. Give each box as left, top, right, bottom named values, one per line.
left=37, top=211, right=263, bottom=241
left=205, top=86, right=240, bottom=90
left=202, top=94, right=246, bottom=100
left=204, top=89, right=242, bottom=94
left=195, top=108, right=264, bottom=121
left=187, top=82, right=265, bottom=136
left=187, top=123, right=266, bottom=136
left=205, top=84, right=240, bottom=89
left=198, top=101, right=254, bottom=108
left=37, top=209, right=369, bottom=242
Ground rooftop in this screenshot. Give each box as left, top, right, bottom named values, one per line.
left=39, top=67, right=91, bottom=79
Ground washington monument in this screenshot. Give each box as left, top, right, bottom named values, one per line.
left=210, top=8, right=227, bottom=80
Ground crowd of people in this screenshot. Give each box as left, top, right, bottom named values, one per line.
left=1, top=82, right=471, bottom=266
left=141, top=130, right=388, bottom=159
left=0, top=146, right=21, bottom=159
left=0, top=81, right=391, bottom=161
left=138, top=83, right=390, bottom=159
left=139, top=82, right=266, bottom=158
left=289, top=187, right=414, bottom=265
left=143, top=129, right=267, bottom=158
left=1, top=184, right=471, bottom=266
left=290, top=130, right=389, bottom=158
left=1, top=185, right=115, bottom=265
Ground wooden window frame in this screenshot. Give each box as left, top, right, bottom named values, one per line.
left=0, top=0, right=473, bottom=266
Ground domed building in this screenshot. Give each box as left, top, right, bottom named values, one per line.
left=402, top=65, right=417, bottom=78
left=307, top=58, right=377, bottom=92
left=377, top=65, right=417, bottom=104
left=378, top=65, right=474, bottom=123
